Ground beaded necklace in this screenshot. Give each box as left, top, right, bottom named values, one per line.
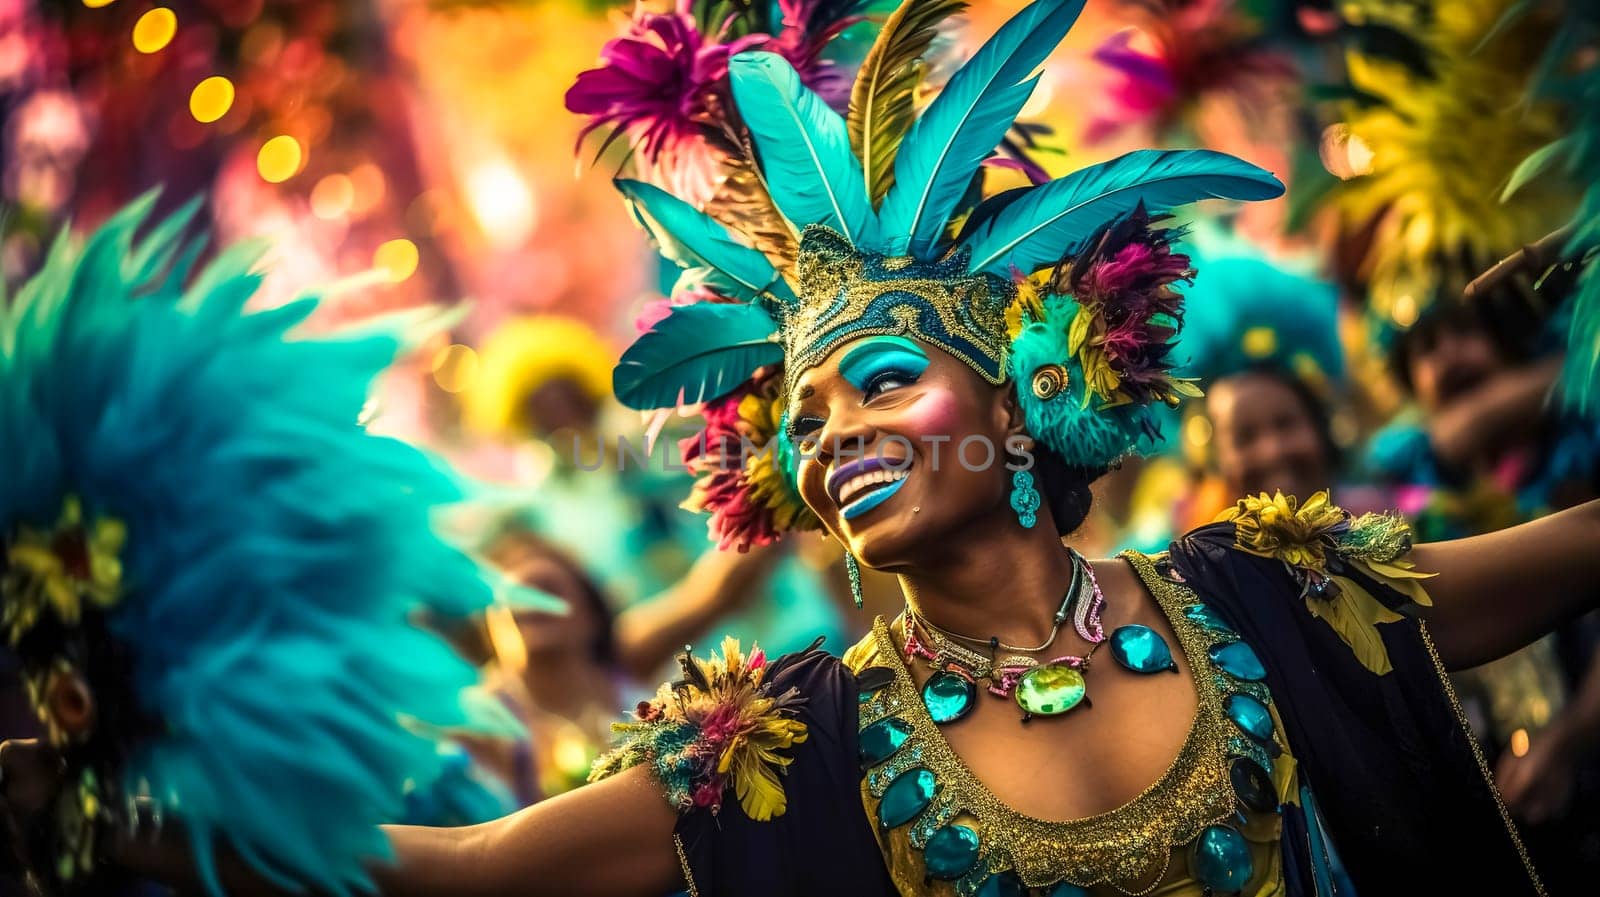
left=902, top=551, right=1180, bottom=723
left=851, top=552, right=1289, bottom=896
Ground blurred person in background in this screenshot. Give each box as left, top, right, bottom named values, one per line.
left=1163, top=230, right=1382, bottom=529
left=452, top=512, right=794, bottom=804
left=461, top=315, right=847, bottom=665
left=1366, top=252, right=1600, bottom=887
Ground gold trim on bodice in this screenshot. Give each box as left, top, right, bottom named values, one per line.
left=847, top=552, right=1272, bottom=895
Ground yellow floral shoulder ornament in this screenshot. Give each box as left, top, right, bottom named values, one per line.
left=1216, top=491, right=1435, bottom=675
left=590, top=637, right=809, bottom=821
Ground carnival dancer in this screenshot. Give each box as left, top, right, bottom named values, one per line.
left=6, top=2, right=1600, bottom=897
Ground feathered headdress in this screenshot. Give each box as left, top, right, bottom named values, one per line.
left=574, top=0, right=1284, bottom=548
left=1173, top=224, right=1345, bottom=392
left=0, top=196, right=546, bottom=896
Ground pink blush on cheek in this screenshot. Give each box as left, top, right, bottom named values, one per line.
left=896, top=389, right=966, bottom=442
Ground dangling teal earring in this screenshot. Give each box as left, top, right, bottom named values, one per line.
left=1010, top=468, right=1040, bottom=528
left=844, top=550, right=864, bottom=608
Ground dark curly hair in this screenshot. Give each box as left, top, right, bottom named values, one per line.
left=1029, top=440, right=1108, bottom=536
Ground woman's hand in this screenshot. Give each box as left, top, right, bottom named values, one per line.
left=1495, top=725, right=1579, bottom=825
left=614, top=541, right=785, bottom=680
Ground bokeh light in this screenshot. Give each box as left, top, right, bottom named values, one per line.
left=132, top=8, right=177, bottom=54
left=1391, top=293, right=1419, bottom=328
left=431, top=343, right=479, bottom=393
left=1241, top=326, right=1277, bottom=359
left=189, top=77, right=235, bottom=123
left=465, top=157, right=537, bottom=250
left=374, top=238, right=420, bottom=283
left=310, top=174, right=355, bottom=220
left=348, top=162, right=387, bottom=218
left=256, top=135, right=303, bottom=183
left=82, top=0, right=118, bottom=8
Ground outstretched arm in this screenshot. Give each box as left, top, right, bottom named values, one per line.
left=1411, top=499, right=1600, bottom=670
left=97, top=763, right=682, bottom=897
left=613, top=541, right=782, bottom=681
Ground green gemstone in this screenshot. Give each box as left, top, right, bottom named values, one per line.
left=1209, top=642, right=1267, bottom=681
left=923, top=824, right=981, bottom=880
left=1225, top=693, right=1275, bottom=743
left=1184, top=604, right=1233, bottom=633
left=1015, top=664, right=1086, bottom=716
left=974, top=871, right=1025, bottom=897
left=1045, top=883, right=1089, bottom=897
left=859, top=717, right=912, bottom=768
left=1190, top=824, right=1254, bottom=893
left=1110, top=624, right=1178, bottom=674
left=923, top=670, right=976, bottom=723
left=878, top=767, right=938, bottom=828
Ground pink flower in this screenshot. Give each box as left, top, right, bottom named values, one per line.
left=1084, top=0, right=1296, bottom=144
left=1085, top=31, right=1177, bottom=144
left=765, top=0, right=863, bottom=109
left=699, top=703, right=744, bottom=745
left=565, top=2, right=764, bottom=163
left=679, top=378, right=785, bottom=550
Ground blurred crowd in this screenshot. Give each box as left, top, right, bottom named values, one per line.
left=2, top=0, right=1598, bottom=892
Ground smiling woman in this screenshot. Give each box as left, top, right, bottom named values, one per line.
left=11, top=1, right=1600, bottom=897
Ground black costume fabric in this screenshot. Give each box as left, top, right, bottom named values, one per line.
left=1168, top=523, right=1543, bottom=896
left=672, top=529, right=1544, bottom=897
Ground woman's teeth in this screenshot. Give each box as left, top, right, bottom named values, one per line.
left=837, top=468, right=908, bottom=505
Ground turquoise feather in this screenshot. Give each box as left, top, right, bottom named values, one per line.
left=613, top=301, right=783, bottom=410
left=616, top=178, right=796, bottom=304
left=729, top=52, right=878, bottom=248
left=878, top=0, right=1086, bottom=257
left=0, top=196, right=507, bottom=897
left=959, top=149, right=1284, bottom=276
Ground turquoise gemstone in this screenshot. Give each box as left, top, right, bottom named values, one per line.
left=1190, top=824, right=1254, bottom=893
left=974, top=871, right=1025, bottom=897
left=1230, top=757, right=1278, bottom=813
left=1184, top=604, right=1233, bottom=632
left=1045, top=882, right=1089, bottom=897
left=1110, top=624, right=1178, bottom=674
left=1209, top=642, right=1266, bottom=681
left=1225, top=694, right=1275, bottom=744
left=859, top=717, right=912, bottom=768
left=1015, top=664, right=1087, bottom=716
left=923, top=824, right=980, bottom=880
left=923, top=670, right=976, bottom=723
left=878, top=767, right=937, bottom=828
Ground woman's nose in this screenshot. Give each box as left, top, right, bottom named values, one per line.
left=814, top=405, right=876, bottom=465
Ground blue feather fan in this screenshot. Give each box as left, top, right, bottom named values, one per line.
left=0, top=196, right=520, bottom=896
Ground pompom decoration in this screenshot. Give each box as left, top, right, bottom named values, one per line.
left=679, top=369, right=819, bottom=550
left=590, top=637, right=808, bottom=821
left=1008, top=208, right=1199, bottom=468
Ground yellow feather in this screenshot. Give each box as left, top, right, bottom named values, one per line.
left=1311, top=575, right=1410, bottom=675
left=848, top=0, right=969, bottom=204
